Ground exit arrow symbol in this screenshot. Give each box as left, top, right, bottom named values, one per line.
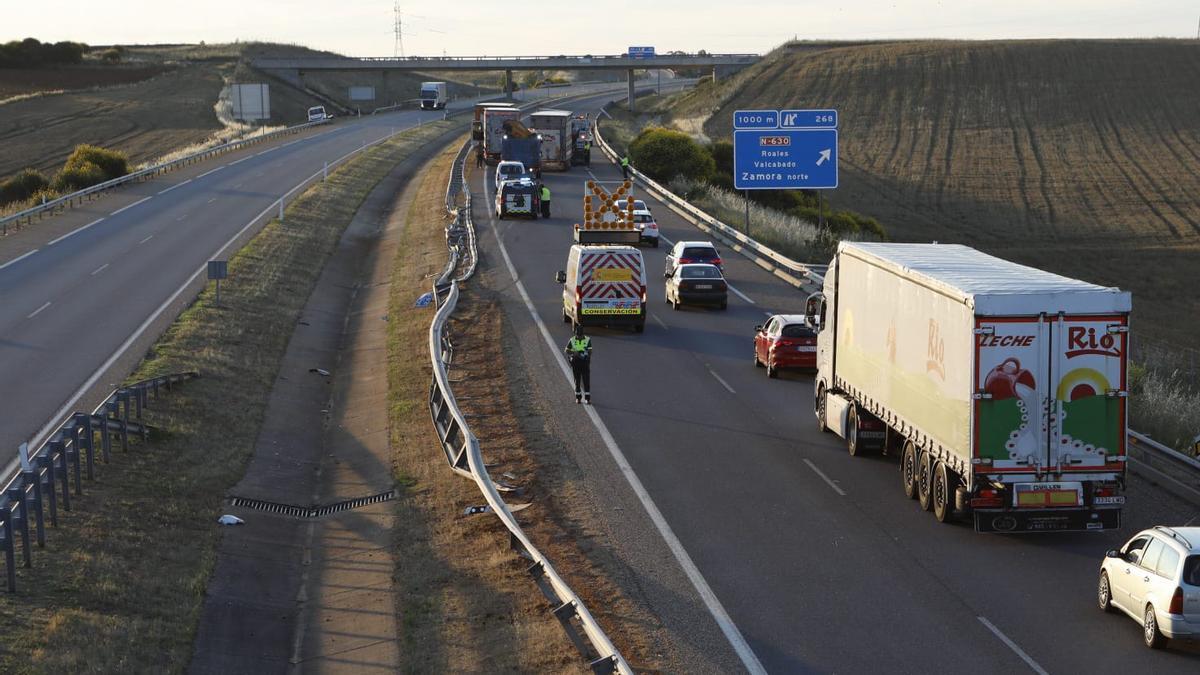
left=816, top=149, right=831, bottom=166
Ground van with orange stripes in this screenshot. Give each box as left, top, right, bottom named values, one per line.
left=555, top=245, right=647, bottom=333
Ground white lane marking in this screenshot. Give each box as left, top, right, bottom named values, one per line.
left=485, top=177, right=768, bottom=675
left=257, top=146, right=279, bottom=156
left=157, top=179, right=192, bottom=195
left=977, top=617, right=1049, bottom=675
left=90, top=263, right=109, bottom=276
left=763, top=311, right=774, bottom=317
left=234, top=183, right=244, bottom=189
left=110, top=196, right=152, bottom=216
left=228, top=156, right=252, bottom=166
left=176, top=214, right=188, bottom=222
left=280, top=138, right=302, bottom=148
left=207, top=197, right=217, bottom=204
left=803, top=458, right=846, bottom=496
left=197, top=166, right=224, bottom=179
left=706, top=366, right=736, bottom=394
left=139, top=234, right=154, bottom=244
left=26, top=301, right=51, bottom=319
left=0, top=249, right=39, bottom=271
left=47, top=217, right=105, bottom=246
left=651, top=315, right=668, bottom=330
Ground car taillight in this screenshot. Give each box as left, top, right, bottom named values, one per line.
left=1170, top=587, right=1184, bottom=614
left=970, top=488, right=1003, bottom=508
left=639, top=284, right=646, bottom=303
left=1093, top=485, right=1115, bottom=497
left=678, top=257, right=695, bottom=264
left=711, top=257, right=722, bottom=267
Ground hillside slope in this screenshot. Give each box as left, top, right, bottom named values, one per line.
left=680, top=39, right=1200, bottom=348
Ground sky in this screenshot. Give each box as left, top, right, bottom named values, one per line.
left=5, top=1, right=1198, bottom=56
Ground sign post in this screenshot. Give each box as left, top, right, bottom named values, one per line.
left=208, top=260, right=228, bottom=307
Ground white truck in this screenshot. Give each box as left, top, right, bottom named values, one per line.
left=482, top=106, right=521, bottom=165
left=420, top=81, right=447, bottom=110
left=809, top=243, right=1131, bottom=533
left=529, top=109, right=574, bottom=171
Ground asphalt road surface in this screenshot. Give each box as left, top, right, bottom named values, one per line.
left=474, top=94, right=1200, bottom=674
left=0, top=81, right=623, bottom=459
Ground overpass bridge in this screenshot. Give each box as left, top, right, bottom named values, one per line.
left=250, top=53, right=760, bottom=110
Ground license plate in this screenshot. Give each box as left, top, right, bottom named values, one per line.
left=797, top=346, right=816, bottom=352
left=694, top=284, right=712, bottom=290
left=1014, top=482, right=1083, bottom=508
left=1094, top=496, right=1125, bottom=505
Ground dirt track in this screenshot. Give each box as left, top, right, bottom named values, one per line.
left=692, top=39, right=1200, bottom=348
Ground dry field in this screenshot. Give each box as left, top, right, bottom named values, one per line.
left=0, top=65, right=173, bottom=98
left=685, top=39, right=1200, bottom=349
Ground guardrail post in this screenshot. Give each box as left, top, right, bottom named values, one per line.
left=9, top=482, right=31, bottom=568
left=68, top=420, right=84, bottom=492
left=2, top=510, right=15, bottom=591
left=79, top=413, right=95, bottom=480
left=118, top=392, right=131, bottom=451
left=100, top=407, right=113, bottom=463
left=28, top=464, right=45, bottom=544
left=52, top=442, right=70, bottom=512
left=34, top=460, right=54, bottom=529
left=279, top=198, right=285, bottom=222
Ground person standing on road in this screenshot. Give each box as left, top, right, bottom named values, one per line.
left=584, top=140, right=592, bottom=166
left=564, top=325, right=592, bottom=404
left=620, top=154, right=630, bottom=179
left=540, top=184, right=552, bottom=218
left=475, top=145, right=485, bottom=168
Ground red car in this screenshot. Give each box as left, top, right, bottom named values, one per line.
left=754, top=314, right=817, bottom=377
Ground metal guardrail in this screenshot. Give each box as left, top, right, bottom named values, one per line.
left=0, top=372, right=199, bottom=592
left=424, top=137, right=631, bottom=673
left=593, top=116, right=823, bottom=288
left=595, top=110, right=1200, bottom=508
left=0, top=119, right=331, bottom=235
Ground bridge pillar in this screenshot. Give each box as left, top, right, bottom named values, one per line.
left=627, top=68, right=635, bottom=113
left=505, top=69, right=514, bottom=99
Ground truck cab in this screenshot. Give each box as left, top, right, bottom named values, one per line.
left=420, top=81, right=447, bottom=110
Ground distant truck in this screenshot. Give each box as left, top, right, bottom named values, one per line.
left=471, top=102, right=495, bottom=141
left=420, top=81, right=447, bottom=110
left=569, top=114, right=592, bottom=165
left=482, top=106, right=521, bottom=164
left=500, top=118, right=542, bottom=177
left=809, top=242, right=1131, bottom=533
left=529, top=109, right=574, bottom=171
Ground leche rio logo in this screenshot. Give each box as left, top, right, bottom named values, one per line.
left=1066, top=326, right=1121, bottom=359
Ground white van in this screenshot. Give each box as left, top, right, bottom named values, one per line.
left=555, top=245, right=647, bottom=333
left=307, top=105, right=329, bottom=122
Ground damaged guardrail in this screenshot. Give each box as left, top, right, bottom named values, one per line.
left=0, top=372, right=199, bottom=592
left=424, top=137, right=631, bottom=673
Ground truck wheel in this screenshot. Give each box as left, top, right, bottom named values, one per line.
left=766, top=360, right=778, bottom=379
left=1098, top=572, right=1114, bottom=613
left=901, top=441, right=918, bottom=500
left=847, top=405, right=863, bottom=456
left=652, top=238, right=659, bottom=248
left=634, top=322, right=645, bottom=334
left=932, top=461, right=953, bottom=523
left=815, top=385, right=828, bottom=432
left=917, top=451, right=933, bottom=511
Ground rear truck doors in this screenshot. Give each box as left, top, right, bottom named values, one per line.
left=975, top=314, right=1127, bottom=475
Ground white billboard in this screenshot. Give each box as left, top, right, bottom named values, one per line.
left=231, top=83, right=270, bottom=121
left=348, top=86, right=376, bottom=101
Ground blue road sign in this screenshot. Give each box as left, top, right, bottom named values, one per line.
left=733, top=128, right=838, bottom=190
left=733, top=109, right=779, bottom=130
left=780, top=109, right=838, bottom=129
left=628, top=46, right=656, bottom=58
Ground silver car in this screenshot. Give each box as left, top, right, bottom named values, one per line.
left=1098, top=526, right=1200, bottom=648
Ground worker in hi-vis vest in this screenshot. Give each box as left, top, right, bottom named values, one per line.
left=620, top=154, right=630, bottom=179
left=540, top=184, right=551, bottom=218
left=564, top=324, right=592, bottom=404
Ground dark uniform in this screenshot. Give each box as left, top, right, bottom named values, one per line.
left=565, top=329, right=592, bottom=404
left=620, top=155, right=630, bottom=179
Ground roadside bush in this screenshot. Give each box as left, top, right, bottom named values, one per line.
left=0, top=169, right=49, bottom=206
left=63, top=144, right=129, bottom=180
left=0, top=38, right=87, bottom=68
left=629, top=127, right=715, bottom=184
left=52, top=161, right=107, bottom=193
left=100, top=48, right=122, bottom=64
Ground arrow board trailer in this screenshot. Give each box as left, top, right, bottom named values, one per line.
left=809, top=243, right=1131, bottom=533
left=482, top=107, right=521, bottom=164
left=529, top=109, right=574, bottom=170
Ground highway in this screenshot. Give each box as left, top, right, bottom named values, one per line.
left=0, top=81, right=623, bottom=458
left=474, top=91, right=1200, bottom=673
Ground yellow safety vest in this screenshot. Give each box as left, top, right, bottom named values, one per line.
left=620, top=157, right=629, bottom=167
left=568, top=337, right=590, bottom=353
left=541, top=186, right=551, bottom=201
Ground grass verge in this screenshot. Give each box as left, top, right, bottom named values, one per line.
left=0, top=119, right=456, bottom=674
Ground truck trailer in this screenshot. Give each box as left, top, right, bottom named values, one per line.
left=482, top=106, right=521, bottom=164
left=809, top=243, right=1131, bottom=533
left=529, top=109, right=574, bottom=171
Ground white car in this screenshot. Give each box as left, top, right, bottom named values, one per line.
left=494, top=161, right=525, bottom=190
left=665, top=240, right=722, bottom=276
left=632, top=209, right=659, bottom=247
left=1098, top=526, right=1200, bottom=648
left=615, top=198, right=648, bottom=213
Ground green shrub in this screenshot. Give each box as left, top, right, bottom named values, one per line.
left=629, top=127, right=715, bottom=184
left=53, top=161, right=108, bottom=193
left=63, top=144, right=129, bottom=181
left=0, top=168, right=49, bottom=205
